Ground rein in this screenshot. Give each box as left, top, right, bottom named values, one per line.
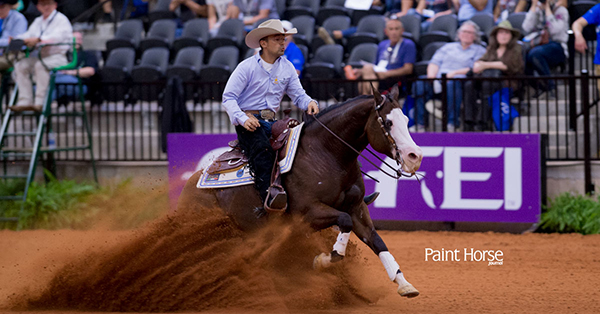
left=312, top=95, right=419, bottom=182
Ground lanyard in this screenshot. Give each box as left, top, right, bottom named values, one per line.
left=39, top=11, right=58, bottom=38
left=387, top=41, right=401, bottom=63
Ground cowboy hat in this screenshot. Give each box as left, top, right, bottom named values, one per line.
left=245, top=19, right=297, bottom=49
left=489, top=20, right=520, bottom=39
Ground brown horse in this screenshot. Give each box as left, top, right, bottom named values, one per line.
left=177, top=85, right=423, bottom=297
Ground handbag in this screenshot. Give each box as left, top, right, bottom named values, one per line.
left=487, top=88, right=519, bottom=131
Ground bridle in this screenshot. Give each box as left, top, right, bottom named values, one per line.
left=312, top=95, right=420, bottom=183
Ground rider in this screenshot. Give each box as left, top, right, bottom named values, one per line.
left=222, top=19, right=319, bottom=211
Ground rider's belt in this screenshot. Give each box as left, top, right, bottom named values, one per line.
left=245, top=109, right=275, bottom=121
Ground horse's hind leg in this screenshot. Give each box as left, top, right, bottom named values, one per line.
left=304, top=205, right=353, bottom=270
left=351, top=204, right=420, bottom=298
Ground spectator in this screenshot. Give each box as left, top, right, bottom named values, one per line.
left=573, top=2, right=600, bottom=91
left=0, top=0, right=27, bottom=72
left=456, top=0, right=493, bottom=23
left=169, top=0, right=208, bottom=22
left=494, top=0, right=527, bottom=22
left=347, top=18, right=416, bottom=94
left=207, top=0, right=234, bottom=35
left=12, top=0, right=72, bottom=112
left=411, top=21, right=485, bottom=131
left=318, top=0, right=387, bottom=42
left=281, top=20, right=304, bottom=76
left=522, top=0, right=568, bottom=97
left=463, top=20, right=523, bottom=131
left=54, top=32, right=98, bottom=103
left=230, top=0, right=278, bottom=29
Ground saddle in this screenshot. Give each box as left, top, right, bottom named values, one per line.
left=207, top=110, right=300, bottom=212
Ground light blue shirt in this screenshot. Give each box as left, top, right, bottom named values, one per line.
left=0, top=10, right=28, bottom=47
left=430, top=42, right=486, bottom=78
left=457, top=0, right=494, bottom=22
left=223, top=53, right=315, bottom=126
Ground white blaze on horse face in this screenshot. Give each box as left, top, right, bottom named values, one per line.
left=386, top=108, right=423, bottom=173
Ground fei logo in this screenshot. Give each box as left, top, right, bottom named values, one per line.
left=365, top=147, right=523, bottom=211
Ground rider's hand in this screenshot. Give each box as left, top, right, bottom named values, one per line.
left=243, top=114, right=260, bottom=132
left=307, top=101, right=319, bottom=115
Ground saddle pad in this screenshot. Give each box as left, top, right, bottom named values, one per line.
left=197, top=122, right=304, bottom=189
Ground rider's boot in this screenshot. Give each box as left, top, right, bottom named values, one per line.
left=364, top=191, right=380, bottom=205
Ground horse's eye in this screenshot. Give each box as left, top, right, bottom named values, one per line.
left=385, top=120, right=393, bottom=128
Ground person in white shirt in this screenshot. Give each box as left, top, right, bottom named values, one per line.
left=206, top=0, right=233, bottom=35
left=12, top=0, right=73, bottom=112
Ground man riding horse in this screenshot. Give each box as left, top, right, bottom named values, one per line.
left=222, top=19, right=320, bottom=212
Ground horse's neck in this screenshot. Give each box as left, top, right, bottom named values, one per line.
left=310, top=99, right=372, bottom=156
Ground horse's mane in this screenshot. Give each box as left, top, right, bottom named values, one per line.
left=305, top=95, right=373, bottom=126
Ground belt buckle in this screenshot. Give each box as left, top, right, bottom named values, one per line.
left=260, top=110, right=275, bottom=121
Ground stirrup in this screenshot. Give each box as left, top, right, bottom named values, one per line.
left=264, top=186, right=287, bottom=213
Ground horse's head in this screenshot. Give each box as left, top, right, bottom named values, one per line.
left=366, top=85, right=423, bottom=174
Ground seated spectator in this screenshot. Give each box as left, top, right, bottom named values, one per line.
left=395, top=0, right=455, bottom=32
left=318, top=0, right=386, bottom=42
left=347, top=18, right=416, bottom=94
left=463, top=21, right=523, bottom=131
left=54, top=32, right=98, bottom=103
left=169, top=0, right=208, bottom=22
left=0, top=0, right=28, bottom=72
left=494, top=0, right=527, bottom=22
left=230, top=0, right=278, bottom=29
left=207, top=0, right=234, bottom=35
left=411, top=21, right=485, bottom=131
left=12, top=0, right=73, bottom=112
left=281, top=20, right=304, bottom=76
left=457, top=0, right=493, bottom=23
left=522, top=0, right=568, bottom=98
left=573, top=2, right=600, bottom=91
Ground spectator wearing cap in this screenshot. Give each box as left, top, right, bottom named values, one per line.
left=0, top=0, right=27, bottom=72
left=12, top=0, right=72, bottom=112
left=281, top=20, right=303, bottom=76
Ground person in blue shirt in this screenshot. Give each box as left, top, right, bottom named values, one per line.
left=281, top=20, right=304, bottom=76
left=573, top=3, right=600, bottom=91
left=349, top=18, right=416, bottom=94
left=222, top=19, right=319, bottom=211
left=0, top=0, right=27, bottom=72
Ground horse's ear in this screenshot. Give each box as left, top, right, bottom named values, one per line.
left=371, top=83, right=383, bottom=106
left=390, top=84, right=400, bottom=102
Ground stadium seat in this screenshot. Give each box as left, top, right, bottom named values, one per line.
left=304, top=44, right=344, bottom=79
left=316, top=0, right=350, bottom=26
left=346, top=15, right=385, bottom=54
left=167, top=47, right=204, bottom=81
left=148, top=0, right=176, bottom=26
left=470, top=12, right=495, bottom=40
left=429, top=14, right=458, bottom=39
left=290, top=15, right=315, bottom=48
left=138, top=19, right=177, bottom=55
left=105, top=19, right=144, bottom=56
left=275, top=0, right=287, bottom=18
left=312, top=15, right=351, bottom=52
left=284, top=0, right=320, bottom=20
left=200, top=46, right=239, bottom=83
left=131, top=47, right=170, bottom=101
left=351, top=6, right=384, bottom=26
left=172, top=18, right=210, bottom=55
left=506, top=13, right=526, bottom=39
left=205, top=19, right=244, bottom=63
left=99, top=47, right=136, bottom=102
left=399, top=14, right=421, bottom=43
left=346, top=43, right=378, bottom=69
left=414, top=41, right=447, bottom=76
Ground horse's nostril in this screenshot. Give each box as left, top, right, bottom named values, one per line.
left=408, top=153, right=418, bottom=160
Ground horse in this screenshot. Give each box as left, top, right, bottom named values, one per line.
left=177, top=85, right=424, bottom=298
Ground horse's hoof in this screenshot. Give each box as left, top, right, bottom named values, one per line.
left=398, top=284, right=420, bottom=298
left=313, top=253, right=331, bottom=270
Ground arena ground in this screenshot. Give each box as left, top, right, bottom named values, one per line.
left=0, top=211, right=598, bottom=314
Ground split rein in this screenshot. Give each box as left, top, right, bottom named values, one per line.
left=311, top=95, right=422, bottom=184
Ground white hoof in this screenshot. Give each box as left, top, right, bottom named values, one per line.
left=398, top=283, right=420, bottom=298
left=313, top=252, right=331, bottom=270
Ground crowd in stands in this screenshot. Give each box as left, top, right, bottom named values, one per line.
left=0, top=0, right=598, bottom=131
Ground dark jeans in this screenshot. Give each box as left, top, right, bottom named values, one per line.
left=235, top=116, right=275, bottom=202
left=412, top=75, right=463, bottom=127
left=525, top=41, right=565, bottom=90
left=463, top=69, right=503, bottom=131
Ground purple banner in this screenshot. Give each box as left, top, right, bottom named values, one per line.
left=168, top=133, right=541, bottom=223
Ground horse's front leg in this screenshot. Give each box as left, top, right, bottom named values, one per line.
left=304, top=204, right=353, bottom=270
left=351, top=203, right=420, bottom=298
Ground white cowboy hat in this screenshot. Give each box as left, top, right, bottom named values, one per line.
left=245, top=19, right=297, bottom=49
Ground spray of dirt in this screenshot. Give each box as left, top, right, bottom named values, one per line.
left=8, top=208, right=384, bottom=312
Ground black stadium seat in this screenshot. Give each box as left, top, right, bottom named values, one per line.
left=138, top=19, right=177, bottom=55
left=347, top=15, right=386, bottom=53
left=105, top=19, right=144, bottom=56
left=172, top=18, right=210, bottom=55
left=205, top=19, right=244, bottom=63
left=100, top=47, right=136, bottom=102
left=284, top=0, right=320, bottom=20
left=346, top=43, right=378, bottom=69
left=131, top=47, right=170, bottom=101
left=291, top=15, right=315, bottom=48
